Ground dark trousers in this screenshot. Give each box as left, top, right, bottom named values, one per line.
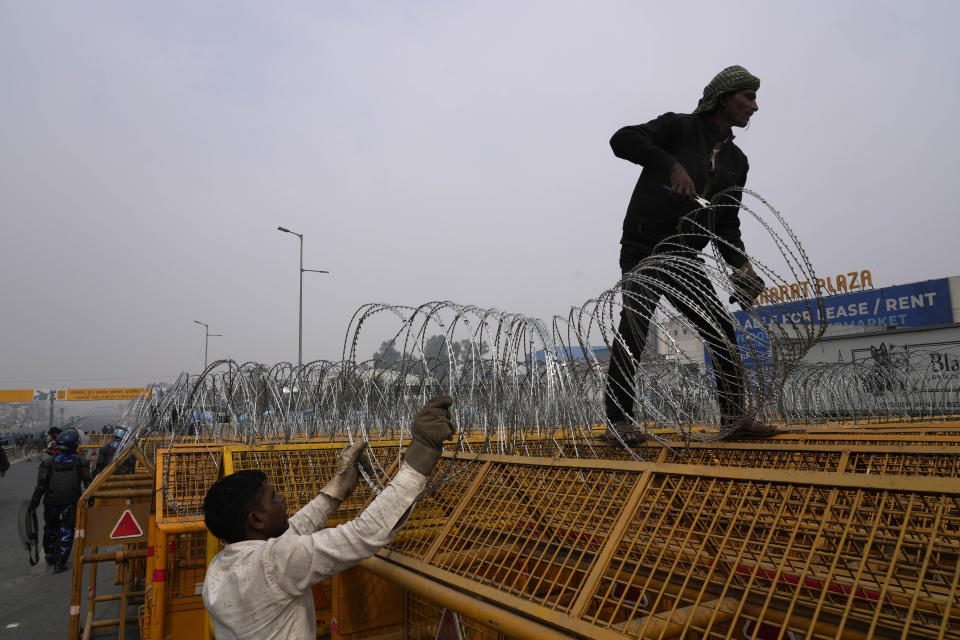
left=604, top=246, right=744, bottom=425
left=42, top=503, right=77, bottom=563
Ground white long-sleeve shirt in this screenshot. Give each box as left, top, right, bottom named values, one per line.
left=202, top=464, right=426, bottom=640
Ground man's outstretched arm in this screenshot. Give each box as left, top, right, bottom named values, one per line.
left=268, top=396, right=455, bottom=596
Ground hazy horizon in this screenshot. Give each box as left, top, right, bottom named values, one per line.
left=3, top=1, right=959, bottom=391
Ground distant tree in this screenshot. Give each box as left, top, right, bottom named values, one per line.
left=420, top=335, right=491, bottom=383
left=371, top=334, right=490, bottom=381
left=371, top=340, right=404, bottom=369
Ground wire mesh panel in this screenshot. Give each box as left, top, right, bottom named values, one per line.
left=469, top=428, right=619, bottom=459
left=769, top=433, right=960, bottom=447
left=570, top=441, right=665, bottom=462
left=388, top=456, right=489, bottom=561
left=168, top=531, right=208, bottom=599
left=229, top=446, right=342, bottom=512
left=656, top=444, right=960, bottom=477
left=578, top=470, right=960, bottom=639
left=800, top=422, right=960, bottom=434
left=408, top=461, right=639, bottom=614
left=226, top=442, right=399, bottom=525
left=379, top=455, right=960, bottom=640
left=846, top=451, right=960, bottom=477
left=155, top=446, right=223, bottom=521
left=660, top=446, right=845, bottom=471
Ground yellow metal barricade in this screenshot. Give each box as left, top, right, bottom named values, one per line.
left=144, top=444, right=223, bottom=640
left=69, top=444, right=154, bottom=640
left=132, top=419, right=960, bottom=639
left=364, top=451, right=960, bottom=639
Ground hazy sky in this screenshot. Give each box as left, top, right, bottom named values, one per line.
left=2, top=1, right=959, bottom=390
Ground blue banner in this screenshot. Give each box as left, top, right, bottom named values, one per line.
left=711, top=278, right=954, bottom=366
left=738, top=278, right=952, bottom=330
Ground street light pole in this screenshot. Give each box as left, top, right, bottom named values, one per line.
left=192, top=320, right=222, bottom=371
left=277, top=226, right=329, bottom=366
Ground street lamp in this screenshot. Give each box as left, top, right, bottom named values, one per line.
left=192, top=320, right=222, bottom=371
left=277, top=226, right=329, bottom=366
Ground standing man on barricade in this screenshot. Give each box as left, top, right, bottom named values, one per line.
left=603, top=65, right=778, bottom=444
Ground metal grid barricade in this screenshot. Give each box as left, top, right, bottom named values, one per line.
left=127, top=426, right=960, bottom=639
left=648, top=442, right=960, bottom=478
left=224, top=440, right=404, bottom=522
left=758, top=433, right=960, bottom=447
left=435, top=463, right=633, bottom=613
left=156, top=446, right=223, bottom=521
left=658, top=446, right=845, bottom=471
left=145, top=445, right=226, bottom=640
left=846, top=450, right=960, bottom=476
left=68, top=444, right=154, bottom=640
left=375, top=454, right=960, bottom=640
left=389, top=456, right=492, bottom=561
left=167, top=531, right=209, bottom=599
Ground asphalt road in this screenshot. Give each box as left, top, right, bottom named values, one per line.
left=0, top=451, right=140, bottom=639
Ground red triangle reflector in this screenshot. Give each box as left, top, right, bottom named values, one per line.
left=110, top=509, right=144, bottom=539
left=435, top=609, right=463, bottom=640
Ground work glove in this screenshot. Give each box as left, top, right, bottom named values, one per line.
left=729, top=264, right=765, bottom=309
left=404, top=395, right=456, bottom=476
left=319, top=441, right=366, bottom=503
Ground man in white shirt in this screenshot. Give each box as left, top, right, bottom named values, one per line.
left=202, top=396, right=455, bottom=640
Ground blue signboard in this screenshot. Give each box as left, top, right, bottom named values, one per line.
left=708, top=278, right=954, bottom=366
left=738, top=278, right=953, bottom=330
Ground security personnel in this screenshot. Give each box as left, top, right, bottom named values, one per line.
left=29, top=429, right=91, bottom=572
left=93, top=426, right=133, bottom=476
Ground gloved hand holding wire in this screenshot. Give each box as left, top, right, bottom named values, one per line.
left=404, top=395, right=456, bottom=476
left=729, top=263, right=765, bottom=309
left=320, top=440, right=368, bottom=503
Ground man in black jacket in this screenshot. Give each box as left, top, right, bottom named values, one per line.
left=29, top=429, right=91, bottom=572
left=603, top=65, right=776, bottom=444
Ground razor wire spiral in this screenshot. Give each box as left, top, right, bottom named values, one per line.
left=111, top=189, right=959, bottom=495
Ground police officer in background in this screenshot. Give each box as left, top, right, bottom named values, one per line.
left=93, top=426, right=133, bottom=476
left=29, top=429, right=91, bottom=572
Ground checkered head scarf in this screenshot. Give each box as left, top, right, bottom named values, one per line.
left=692, top=65, right=760, bottom=114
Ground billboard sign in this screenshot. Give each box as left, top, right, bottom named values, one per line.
left=2, top=388, right=152, bottom=403
left=0, top=390, right=55, bottom=402
left=0, top=390, right=35, bottom=403
left=719, top=278, right=954, bottom=366
left=60, top=388, right=152, bottom=401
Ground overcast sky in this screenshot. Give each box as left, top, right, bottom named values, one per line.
left=2, top=1, right=958, bottom=391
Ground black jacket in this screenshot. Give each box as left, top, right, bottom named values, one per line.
left=94, top=440, right=134, bottom=476
left=31, top=452, right=91, bottom=507
left=612, top=112, right=749, bottom=268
